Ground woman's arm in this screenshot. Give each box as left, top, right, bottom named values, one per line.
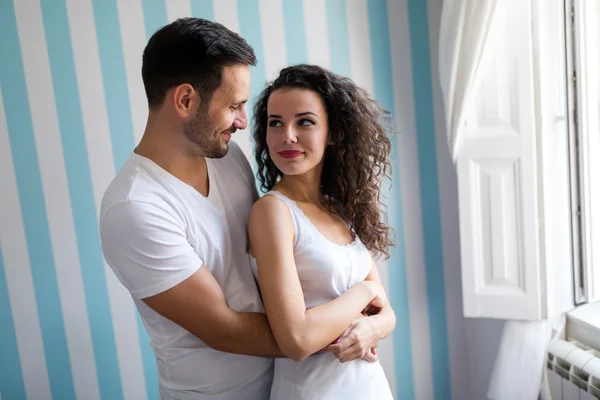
left=363, top=263, right=396, bottom=339
left=323, top=262, right=396, bottom=363
left=248, top=196, right=385, bottom=361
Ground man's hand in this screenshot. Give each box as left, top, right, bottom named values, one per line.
left=323, top=314, right=380, bottom=363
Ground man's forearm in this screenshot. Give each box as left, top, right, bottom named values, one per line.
left=208, top=311, right=283, bottom=357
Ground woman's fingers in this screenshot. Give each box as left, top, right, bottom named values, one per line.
left=363, top=350, right=378, bottom=363
left=337, top=344, right=362, bottom=362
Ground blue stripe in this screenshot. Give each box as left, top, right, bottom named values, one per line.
left=93, top=1, right=160, bottom=398
left=325, top=0, right=351, bottom=77
left=39, top=2, right=124, bottom=399
left=142, top=0, right=168, bottom=40
left=282, top=0, right=308, bottom=66
left=191, top=0, right=215, bottom=20
left=92, top=0, right=136, bottom=170
left=366, top=1, right=415, bottom=398
left=0, top=3, right=75, bottom=399
left=0, top=246, right=27, bottom=400
left=237, top=0, right=267, bottom=126
left=406, top=1, right=451, bottom=398
left=238, top=0, right=267, bottom=179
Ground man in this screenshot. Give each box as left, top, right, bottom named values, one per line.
left=99, top=18, right=278, bottom=399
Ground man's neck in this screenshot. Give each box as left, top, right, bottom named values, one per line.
left=136, top=120, right=210, bottom=196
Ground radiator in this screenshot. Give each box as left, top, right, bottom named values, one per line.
left=547, top=338, right=600, bottom=399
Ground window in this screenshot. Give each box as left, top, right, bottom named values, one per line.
left=563, top=0, right=600, bottom=348
left=445, top=0, right=600, bottom=323
left=567, top=0, right=600, bottom=306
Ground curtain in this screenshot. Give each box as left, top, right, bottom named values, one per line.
left=438, top=0, right=499, bottom=162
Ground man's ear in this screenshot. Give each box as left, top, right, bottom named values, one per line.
left=172, top=83, right=199, bottom=119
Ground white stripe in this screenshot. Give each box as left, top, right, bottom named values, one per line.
left=66, top=0, right=114, bottom=218
left=302, top=0, right=330, bottom=68
left=66, top=1, right=149, bottom=399
left=166, top=0, right=192, bottom=23
left=426, top=0, right=469, bottom=398
left=258, top=0, right=287, bottom=81
left=346, top=0, right=375, bottom=94
left=213, top=0, right=240, bottom=33
left=117, top=0, right=148, bottom=144
left=388, top=1, right=435, bottom=399
left=13, top=2, right=101, bottom=399
left=0, top=88, right=52, bottom=400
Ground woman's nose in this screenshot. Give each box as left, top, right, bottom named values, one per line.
left=282, top=125, right=297, bottom=143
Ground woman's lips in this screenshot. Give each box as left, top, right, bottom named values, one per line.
left=278, top=150, right=305, bottom=159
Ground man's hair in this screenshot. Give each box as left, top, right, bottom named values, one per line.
left=142, top=18, right=256, bottom=109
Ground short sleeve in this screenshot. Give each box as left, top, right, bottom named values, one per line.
left=100, top=200, right=201, bottom=299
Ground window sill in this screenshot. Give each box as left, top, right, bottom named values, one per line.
left=566, top=301, right=600, bottom=351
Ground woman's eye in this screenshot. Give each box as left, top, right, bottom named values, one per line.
left=268, top=120, right=283, bottom=127
left=299, top=119, right=315, bottom=126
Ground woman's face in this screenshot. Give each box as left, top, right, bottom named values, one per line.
left=266, top=88, right=329, bottom=177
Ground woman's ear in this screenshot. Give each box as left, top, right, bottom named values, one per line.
left=327, top=134, right=334, bottom=146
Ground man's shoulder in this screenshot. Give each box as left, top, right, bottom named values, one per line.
left=100, top=154, right=171, bottom=223
left=222, top=140, right=252, bottom=172
left=211, top=140, right=257, bottom=195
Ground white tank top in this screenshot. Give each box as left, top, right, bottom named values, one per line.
left=250, top=190, right=393, bottom=400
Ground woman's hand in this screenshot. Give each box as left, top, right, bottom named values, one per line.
left=323, top=314, right=381, bottom=363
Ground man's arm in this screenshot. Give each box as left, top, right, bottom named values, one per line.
left=142, top=266, right=282, bottom=357
left=100, top=199, right=282, bottom=358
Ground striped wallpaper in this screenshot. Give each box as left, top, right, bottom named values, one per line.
left=0, top=0, right=468, bottom=399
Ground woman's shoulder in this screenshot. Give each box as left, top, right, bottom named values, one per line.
left=250, top=192, right=293, bottom=223
left=249, top=192, right=297, bottom=245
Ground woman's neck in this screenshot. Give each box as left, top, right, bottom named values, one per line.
left=278, top=172, right=323, bottom=205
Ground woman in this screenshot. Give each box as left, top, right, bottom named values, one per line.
left=248, top=64, right=396, bottom=399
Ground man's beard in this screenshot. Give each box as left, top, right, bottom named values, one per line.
left=183, top=106, right=231, bottom=159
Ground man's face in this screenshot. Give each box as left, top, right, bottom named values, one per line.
left=183, top=64, right=251, bottom=158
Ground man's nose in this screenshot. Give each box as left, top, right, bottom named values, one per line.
left=233, top=108, right=248, bottom=130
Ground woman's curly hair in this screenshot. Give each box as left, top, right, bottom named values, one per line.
left=253, top=64, right=395, bottom=259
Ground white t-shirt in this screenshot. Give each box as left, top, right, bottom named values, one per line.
left=99, top=141, right=273, bottom=399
